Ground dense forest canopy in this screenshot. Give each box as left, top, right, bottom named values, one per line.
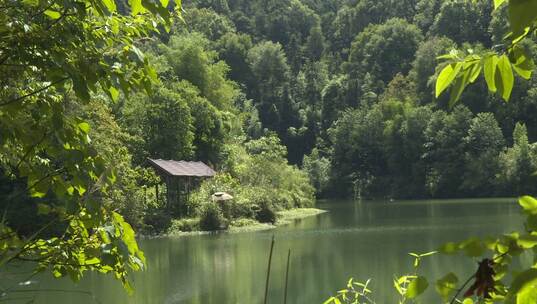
left=174, top=0, right=537, bottom=199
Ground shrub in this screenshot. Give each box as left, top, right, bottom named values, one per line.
left=254, top=200, right=277, bottom=224
left=168, top=218, right=201, bottom=233
left=199, top=202, right=228, bottom=231
left=143, top=208, right=173, bottom=234
left=230, top=218, right=258, bottom=228
left=187, top=173, right=240, bottom=216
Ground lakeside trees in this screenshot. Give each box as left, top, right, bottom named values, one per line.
left=0, top=0, right=180, bottom=293
left=4, top=0, right=537, bottom=299
left=186, top=0, right=537, bottom=200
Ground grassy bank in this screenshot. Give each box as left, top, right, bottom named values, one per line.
left=165, top=208, right=326, bottom=236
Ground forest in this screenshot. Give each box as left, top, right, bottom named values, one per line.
left=162, top=0, right=537, bottom=200
left=4, top=0, right=537, bottom=234
left=3, top=0, right=537, bottom=302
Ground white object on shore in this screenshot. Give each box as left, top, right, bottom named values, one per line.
left=212, top=192, right=234, bottom=202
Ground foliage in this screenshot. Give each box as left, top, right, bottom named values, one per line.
left=199, top=202, right=228, bottom=231
left=303, top=148, right=331, bottom=196
left=434, top=0, right=536, bottom=104
left=122, top=84, right=195, bottom=163
left=324, top=251, right=436, bottom=304
left=323, top=278, right=375, bottom=304
left=348, top=18, right=423, bottom=86
left=0, top=0, right=180, bottom=292
left=184, top=136, right=315, bottom=231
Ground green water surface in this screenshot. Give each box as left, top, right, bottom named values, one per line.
left=4, top=198, right=523, bottom=303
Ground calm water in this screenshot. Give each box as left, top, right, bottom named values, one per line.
left=3, top=198, right=524, bottom=303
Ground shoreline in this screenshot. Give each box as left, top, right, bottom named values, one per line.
left=154, top=208, right=327, bottom=238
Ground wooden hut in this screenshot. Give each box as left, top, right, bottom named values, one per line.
left=148, top=158, right=216, bottom=215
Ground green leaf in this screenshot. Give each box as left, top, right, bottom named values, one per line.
left=109, top=86, right=120, bottom=102
left=160, top=0, right=170, bottom=7
left=439, top=242, right=459, bottom=254
left=508, top=0, right=537, bottom=41
left=469, top=63, right=482, bottom=83
left=461, top=238, right=485, bottom=257
left=29, top=176, right=49, bottom=198
left=37, top=204, right=52, bottom=215
left=449, top=68, right=471, bottom=107
left=520, top=196, right=537, bottom=215
left=497, top=54, right=515, bottom=101
left=72, top=76, right=91, bottom=101
left=131, top=45, right=145, bottom=63
left=527, top=215, right=537, bottom=231
left=406, top=276, right=428, bottom=299
left=130, top=0, right=145, bottom=15
left=44, top=10, right=61, bottom=19
left=512, top=46, right=534, bottom=80
left=494, top=0, right=507, bottom=9
left=436, top=63, right=461, bottom=98
left=484, top=55, right=499, bottom=93
left=102, top=0, right=117, bottom=12
left=78, top=122, right=91, bottom=134
left=436, top=273, right=458, bottom=301
left=517, top=285, right=537, bottom=304
left=462, top=299, right=474, bottom=304
left=507, top=269, right=537, bottom=302
left=517, top=234, right=537, bottom=249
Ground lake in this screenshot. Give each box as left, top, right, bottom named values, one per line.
left=4, top=198, right=524, bottom=303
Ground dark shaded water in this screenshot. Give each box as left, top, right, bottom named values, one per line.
left=2, top=198, right=523, bottom=303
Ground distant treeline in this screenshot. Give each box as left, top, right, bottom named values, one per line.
left=172, top=0, right=537, bottom=199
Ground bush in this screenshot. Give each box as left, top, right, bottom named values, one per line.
left=199, top=203, right=228, bottom=231
left=230, top=218, right=258, bottom=228
left=187, top=173, right=240, bottom=217
left=254, top=200, right=277, bottom=224
left=143, top=208, right=173, bottom=234
left=168, top=218, right=201, bottom=233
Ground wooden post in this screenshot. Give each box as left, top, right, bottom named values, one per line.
left=155, top=184, right=159, bottom=203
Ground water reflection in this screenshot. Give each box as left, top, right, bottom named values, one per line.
left=6, top=198, right=522, bottom=303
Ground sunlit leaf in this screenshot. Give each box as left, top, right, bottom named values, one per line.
left=497, top=54, right=514, bottom=101
left=109, top=86, right=120, bottom=102
left=102, top=0, right=117, bottom=12
left=484, top=55, right=499, bottom=93
left=406, top=276, right=428, bottom=299
left=517, top=234, right=537, bottom=249
left=449, top=68, right=471, bottom=107
left=512, top=46, right=534, bottom=80
left=494, top=0, right=507, bottom=9
left=436, top=63, right=461, bottom=98
left=520, top=196, right=537, bottom=215
left=506, top=269, right=537, bottom=302
left=78, top=122, right=91, bottom=134
left=130, top=0, right=145, bottom=15
left=44, top=10, right=61, bottom=19
left=462, top=298, right=474, bottom=304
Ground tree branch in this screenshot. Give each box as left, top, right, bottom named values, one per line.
left=449, top=274, right=476, bottom=304
left=0, top=77, right=68, bottom=107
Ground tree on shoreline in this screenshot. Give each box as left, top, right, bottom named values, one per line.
left=0, top=0, right=181, bottom=293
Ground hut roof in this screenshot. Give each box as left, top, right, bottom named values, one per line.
left=148, top=159, right=216, bottom=177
